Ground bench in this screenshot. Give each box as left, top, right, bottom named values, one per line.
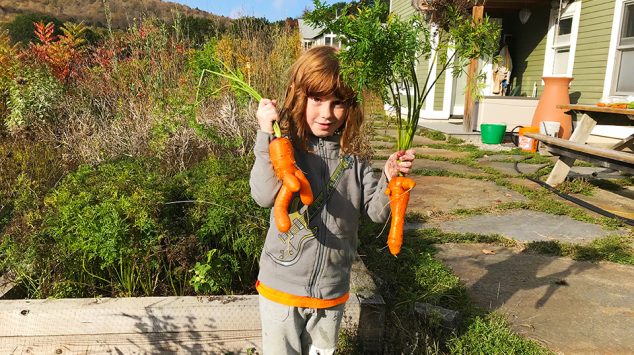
left=523, top=110, right=634, bottom=186
left=525, top=132, right=634, bottom=175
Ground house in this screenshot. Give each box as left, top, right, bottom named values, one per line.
left=390, top=0, right=633, bottom=131
left=298, top=18, right=341, bottom=50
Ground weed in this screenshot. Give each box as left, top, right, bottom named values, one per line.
left=525, top=234, right=634, bottom=265
left=447, top=313, right=551, bottom=354
left=358, top=219, right=541, bottom=353
left=446, top=136, right=464, bottom=145
left=557, top=178, right=595, bottom=196
left=418, top=128, right=447, bottom=141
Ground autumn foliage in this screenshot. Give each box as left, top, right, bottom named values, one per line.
left=29, top=21, right=87, bottom=81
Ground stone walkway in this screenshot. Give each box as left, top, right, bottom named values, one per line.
left=435, top=243, right=634, bottom=354
left=370, top=123, right=634, bottom=354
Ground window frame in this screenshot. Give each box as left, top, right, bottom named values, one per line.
left=543, top=1, right=582, bottom=77
left=323, top=33, right=339, bottom=48
left=612, top=0, right=634, bottom=95
left=603, top=0, right=634, bottom=96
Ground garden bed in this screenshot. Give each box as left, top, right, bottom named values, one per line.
left=0, top=257, right=385, bottom=354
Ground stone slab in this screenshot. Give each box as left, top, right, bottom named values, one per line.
left=412, top=147, right=471, bottom=159
left=432, top=210, right=622, bottom=244
left=373, top=129, right=442, bottom=146
left=570, top=188, right=634, bottom=220
left=407, top=176, right=528, bottom=214
left=373, top=146, right=471, bottom=160
left=370, top=140, right=395, bottom=149
left=477, top=154, right=533, bottom=163
left=507, top=178, right=544, bottom=191
left=568, top=166, right=629, bottom=179
left=435, top=243, right=634, bottom=354
left=370, top=159, right=482, bottom=175
left=480, top=161, right=549, bottom=176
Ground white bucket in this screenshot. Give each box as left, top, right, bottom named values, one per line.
left=540, top=121, right=561, bottom=138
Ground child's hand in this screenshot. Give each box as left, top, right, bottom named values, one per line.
left=384, top=149, right=415, bottom=181
left=257, top=98, right=278, bottom=134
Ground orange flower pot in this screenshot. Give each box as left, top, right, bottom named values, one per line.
left=531, top=76, right=573, bottom=139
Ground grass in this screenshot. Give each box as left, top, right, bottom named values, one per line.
left=556, top=178, right=595, bottom=196
left=361, top=111, right=633, bottom=354
left=418, top=127, right=447, bottom=141
left=525, top=234, right=634, bottom=265
left=447, top=313, right=551, bottom=355
left=355, top=220, right=549, bottom=354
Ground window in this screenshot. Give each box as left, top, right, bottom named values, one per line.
left=614, top=1, right=634, bottom=94
left=544, top=1, right=581, bottom=77
left=323, top=34, right=340, bottom=48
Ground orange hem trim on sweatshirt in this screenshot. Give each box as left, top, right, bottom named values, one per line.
left=256, top=280, right=349, bottom=309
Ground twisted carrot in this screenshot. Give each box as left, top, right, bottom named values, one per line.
left=385, top=176, right=416, bottom=256
left=269, top=137, right=313, bottom=232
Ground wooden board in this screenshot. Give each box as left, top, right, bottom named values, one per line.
left=4, top=331, right=262, bottom=354
left=546, top=146, right=634, bottom=174
left=526, top=113, right=597, bottom=186
left=0, top=271, right=15, bottom=298
left=524, top=133, right=634, bottom=165
left=557, top=104, right=634, bottom=117
left=0, top=294, right=365, bottom=354
left=0, top=257, right=385, bottom=354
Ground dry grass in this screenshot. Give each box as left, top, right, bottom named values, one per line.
left=0, top=0, right=229, bottom=29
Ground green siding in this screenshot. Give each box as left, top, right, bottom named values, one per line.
left=433, top=68, right=446, bottom=110
left=392, top=0, right=433, bottom=110
left=393, top=0, right=617, bottom=108
left=502, top=7, right=550, bottom=97
left=391, top=0, right=415, bottom=19
left=570, top=0, right=614, bottom=104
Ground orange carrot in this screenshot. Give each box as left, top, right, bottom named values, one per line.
left=273, top=185, right=294, bottom=232
left=384, top=176, right=416, bottom=256
left=269, top=137, right=314, bottom=232
left=295, top=169, right=314, bottom=206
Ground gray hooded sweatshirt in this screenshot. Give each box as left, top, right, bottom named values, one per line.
left=250, top=131, right=391, bottom=300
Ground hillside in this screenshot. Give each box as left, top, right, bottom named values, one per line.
left=0, top=0, right=229, bottom=28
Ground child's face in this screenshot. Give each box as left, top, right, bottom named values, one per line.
left=305, top=95, right=346, bottom=137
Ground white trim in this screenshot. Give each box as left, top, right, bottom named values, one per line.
left=603, top=0, right=624, bottom=97
left=543, top=0, right=582, bottom=77
left=443, top=47, right=455, bottom=117
left=389, top=0, right=393, bottom=12
left=603, top=0, right=632, bottom=96
left=425, top=24, right=438, bottom=114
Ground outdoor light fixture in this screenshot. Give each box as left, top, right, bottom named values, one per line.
left=519, top=8, right=531, bottom=24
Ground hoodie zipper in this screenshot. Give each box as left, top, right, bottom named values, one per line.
left=307, top=137, right=327, bottom=298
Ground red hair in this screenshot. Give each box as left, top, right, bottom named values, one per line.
left=279, top=46, right=364, bottom=155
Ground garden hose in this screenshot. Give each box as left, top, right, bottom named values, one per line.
left=514, top=158, right=634, bottom=227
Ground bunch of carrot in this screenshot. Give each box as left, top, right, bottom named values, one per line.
left=200, top=65, right=313, bottom=233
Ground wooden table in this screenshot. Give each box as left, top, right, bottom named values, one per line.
left=526, top=104, right=634, bottom=186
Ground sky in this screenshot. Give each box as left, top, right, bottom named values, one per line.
left=170, top=0, right=326, bottom=21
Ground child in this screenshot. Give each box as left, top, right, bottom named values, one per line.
left=250, top=45, right=415, bottom=355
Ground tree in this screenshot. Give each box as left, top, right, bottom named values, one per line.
left=4, top=13, right=64, bottom=44
left=305, top=0, right=499, bottom=150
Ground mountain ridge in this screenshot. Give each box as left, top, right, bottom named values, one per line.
left=0, top=0, right=229, bottom=28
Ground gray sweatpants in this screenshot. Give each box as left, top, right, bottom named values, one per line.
left=258, top=295, right=345, bottom=355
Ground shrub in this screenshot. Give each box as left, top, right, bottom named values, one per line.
left=447, top=314, right=550, bottom=354
left=176, top=155, right=267, bottom=293
left=4, top=67, right=63, bottom=131
left=1, top=155, right=267, bottom=298
left=4, top=13, right=64, bottom=44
